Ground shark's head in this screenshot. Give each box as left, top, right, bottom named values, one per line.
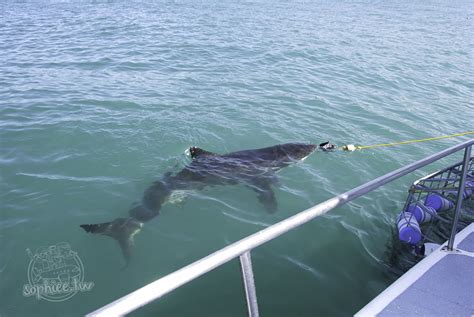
left=279, top=143, right=317, bottom=161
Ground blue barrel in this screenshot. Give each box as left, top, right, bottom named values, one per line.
left=448, top=180, right=474, bottom=200
left=465, top=181, right=474, bottom=197
left=406, top=204, right=437, bottom=223
left=447, top=188, right=472, bottom=201
left=425, top=194, right=453, bottom=212
left=397, top=212, right=421, bottom=244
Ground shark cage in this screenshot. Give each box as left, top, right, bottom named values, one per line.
left=396, top=157, right=474, bottom=256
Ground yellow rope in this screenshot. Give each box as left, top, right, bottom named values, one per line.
left=342, top=131, right=474, bottom=151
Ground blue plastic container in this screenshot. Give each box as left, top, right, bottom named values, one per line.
left=447, top=188, right=472, bottom=201
left=406, top=204, right=437, bottom=223
left=447, top=180, right=474, bottom=200
left=465, top=180, right=474, bottom=197
left=425, top=194, right=453, bottom=212
left=397, top=212, right=421, bottom=244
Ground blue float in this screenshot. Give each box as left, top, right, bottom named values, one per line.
left=397, top=212, right=422, bottom=244
left=425, top=194, right=453, bottom=212
left=406, top=204, right=437, bottom=224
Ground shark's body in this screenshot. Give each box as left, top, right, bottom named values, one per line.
left=80, top=143, right=317, bottom=264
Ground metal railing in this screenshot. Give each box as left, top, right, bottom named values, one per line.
left=87, top=139, right=473, bottom=317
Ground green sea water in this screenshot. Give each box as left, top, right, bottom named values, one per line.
left=1, top=1, right=473, bottom=316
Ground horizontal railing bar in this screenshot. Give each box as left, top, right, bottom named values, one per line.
left=87, top=139, right=473, bottom=317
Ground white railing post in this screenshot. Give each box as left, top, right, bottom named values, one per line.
left=239, top=251, right=259, bottom=317
left=447, top=145, right=472, bottom=250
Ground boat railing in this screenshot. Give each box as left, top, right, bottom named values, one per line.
left=86, top=138, right=473, bottom=317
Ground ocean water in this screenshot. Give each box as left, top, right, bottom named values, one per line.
left=1, top=0, right=473, bottom=316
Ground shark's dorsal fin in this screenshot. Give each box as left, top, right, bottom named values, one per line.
left=189, top=147, right=218, bottom=159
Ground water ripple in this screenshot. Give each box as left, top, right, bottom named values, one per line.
left=16, top=172, right=129, bottom=184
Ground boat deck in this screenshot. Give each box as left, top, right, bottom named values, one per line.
left=356, top=223, right=474, bottom=316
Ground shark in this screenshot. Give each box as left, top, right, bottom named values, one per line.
left=80, top=143, right=317, bottom=264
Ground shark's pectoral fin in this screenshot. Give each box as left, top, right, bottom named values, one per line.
left=248, top=179, right=278, bottom=213
left=257, top=187, right=277, bottom=213
left=80, top=217, right=143, bottom=266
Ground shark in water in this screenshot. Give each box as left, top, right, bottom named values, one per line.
left=80, top=143, right=317, bottom=264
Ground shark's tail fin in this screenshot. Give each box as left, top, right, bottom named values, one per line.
left=80, top=217, right=143, bottom=267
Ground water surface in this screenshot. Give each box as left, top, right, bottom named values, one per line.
left=1, top=1, right=473, bottom=316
